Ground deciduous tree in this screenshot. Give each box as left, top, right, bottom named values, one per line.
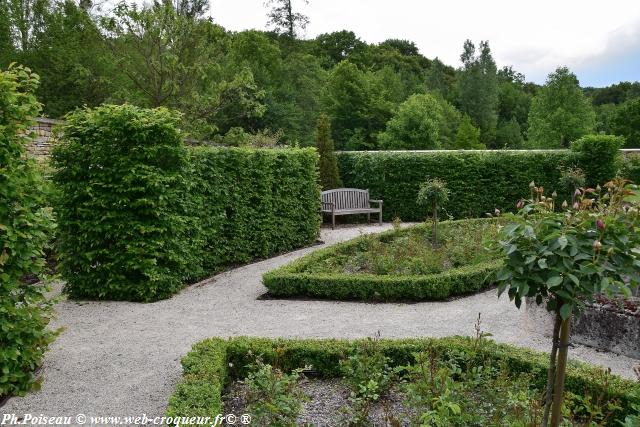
left=264, top=0, right=308, bottom=39
left=527, top=67, right=595, bottom=148
left=456, top=40, right=498, bottom=147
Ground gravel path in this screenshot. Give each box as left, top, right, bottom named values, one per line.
left=4, top=224, right=639, bottom=421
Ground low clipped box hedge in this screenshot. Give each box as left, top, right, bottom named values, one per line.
left=53, top=105, right=320, bottom=302
left=166, top=336, right=640, bottom=424
left=263, top=219, right=501, bottom=301
left=337, top=136, right=623, bottom=221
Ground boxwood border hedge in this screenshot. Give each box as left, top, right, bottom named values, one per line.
left=263, top=219, right=501, bottom=301
left=166, top=336, right=640, bottom=424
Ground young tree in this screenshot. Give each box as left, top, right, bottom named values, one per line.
left=456, top=40, right=499, bottom=147
left=494, top=181, right=640, bottom=427
left=316, top=113, right=342, bottom=190
left=527, top=67, right=595, bottom=148
left=452, top=114, right=484, bottom=149
left=417, top=178, right=449, bottom=245
left=264, top=0, right=309, bottom=39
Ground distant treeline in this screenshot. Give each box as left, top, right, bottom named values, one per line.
left=1, top=0, right=639, bottom=149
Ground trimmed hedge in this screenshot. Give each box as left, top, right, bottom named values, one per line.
left=263, top=220, right=500, bottom=301
left=166, top=336, right=640, bottom=424
left=337, top=136, right=622, bottom=221
left=52, top=105, right=199, bottom=302
left=1, top=65, right=56, bottom=398
left=190, top=147, right=321, bottom=273
left=53, top=105, right=321, bottom=302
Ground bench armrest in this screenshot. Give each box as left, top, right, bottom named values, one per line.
left=369, top=199, right=383, bottom=205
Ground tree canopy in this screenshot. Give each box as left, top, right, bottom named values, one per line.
left=0, top=0, right=636, bottom=149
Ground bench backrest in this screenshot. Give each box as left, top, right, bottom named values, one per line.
left=321, top=188, right=370, bottom=210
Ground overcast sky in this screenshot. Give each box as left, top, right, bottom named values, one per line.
left=208, top=0, right=640, bottom=87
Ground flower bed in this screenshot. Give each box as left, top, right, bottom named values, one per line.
left=166, top=337, right=640, bottom=426
left=263, top=219, right=501, bottom=301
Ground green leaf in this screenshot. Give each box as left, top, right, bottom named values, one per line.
left=546, top=276, right=563, bottom=287
left=558, top=235, right=568, bottom=250
left=537, top=259, right=548, bottom=269
left=559, top=303, right=573, bottom=320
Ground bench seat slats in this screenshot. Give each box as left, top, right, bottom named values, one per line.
left=320, top=188, right=383, bottom=229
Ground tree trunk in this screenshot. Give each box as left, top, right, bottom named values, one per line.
left=550, top=312, right=572, bottom=427
left=542, top=310, right=562, bottom=427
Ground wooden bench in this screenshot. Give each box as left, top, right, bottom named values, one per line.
left=321, top=188, right=383, bottom=229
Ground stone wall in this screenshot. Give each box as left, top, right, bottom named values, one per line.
left=27, top=117, right=64, bottom=159
left=525, top=297, right=640, bottom=359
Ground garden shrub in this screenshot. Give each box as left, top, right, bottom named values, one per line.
left=263, top=219, right=501, bottom=301
left=337, top=141, right=621, bottom=221
left=52, top=104, right=200, bottom=302
left=166, top=337, right=640, bottom=425
left=0, top=65, right=56, bottom=397
left=52, top=105, right=320, bottom=301
left=189, top=146, right=320, bottom=273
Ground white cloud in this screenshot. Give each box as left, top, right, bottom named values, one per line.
left=207, top=0, right=640, bottom=85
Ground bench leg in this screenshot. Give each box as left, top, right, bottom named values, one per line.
left=367, top=213, right=371, bottom=223
left=332, top=212, right=336, bottom=230
left=379, top=209, right=383, bottom=225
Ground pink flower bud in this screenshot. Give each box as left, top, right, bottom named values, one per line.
left=574, top=188, right=582, bottom=197
left=596, top=219, right=605, bottom=231
left=561, top=200, right=568, bottom=209
left=593, top=240, right=602, bottom=251
left=495, top=208, right=501, bottom=216
left=572, top=202, right=579, bottom=210
left=516, top=199, right=524, bottom=209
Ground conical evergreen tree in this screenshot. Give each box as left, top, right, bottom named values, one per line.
left=316, top=113, right=342, bottom=190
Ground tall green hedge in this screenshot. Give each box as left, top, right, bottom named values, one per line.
left=337, top=136, right=622, bottom=221
left=53, top=105, right=320, bottom=301
left=190, top=146, right=321, bottom=273
left=52, top=104, right=198, bottom=302
left=0, top=65, right=55, bottom=397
